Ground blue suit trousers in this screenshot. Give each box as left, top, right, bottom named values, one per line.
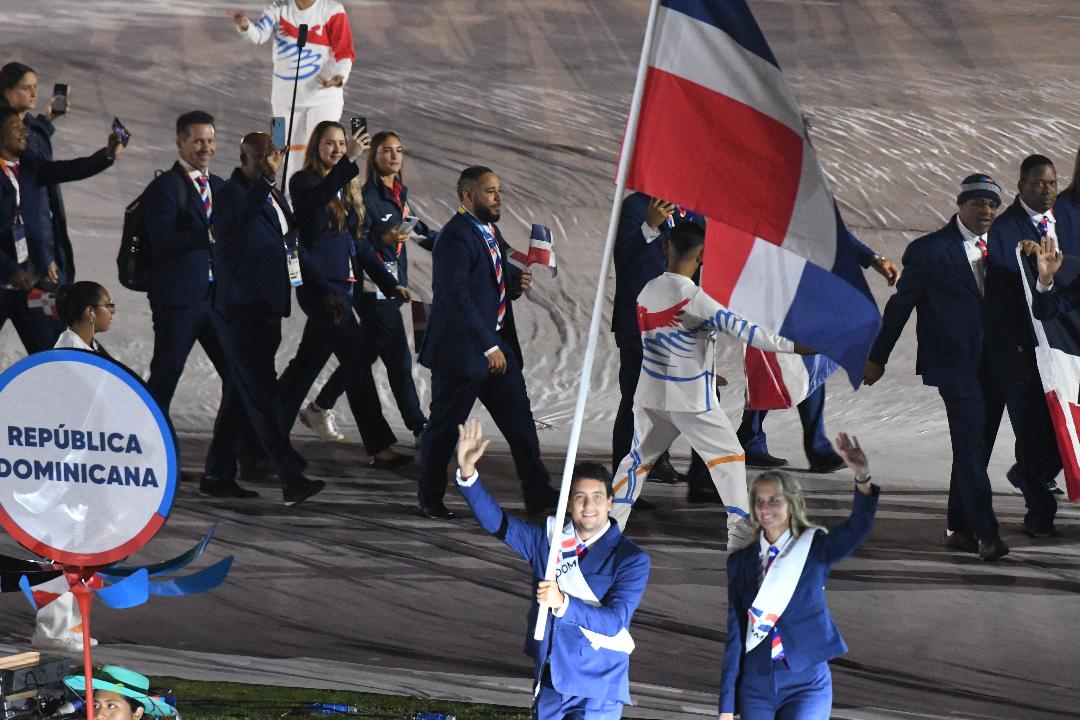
left=738, top=658, right=832, bottom=720
left=737, top=384, right=834, bottom=464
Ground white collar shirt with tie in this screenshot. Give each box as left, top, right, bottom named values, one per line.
left=955, top=215, right=988, bottom=296
left=179, top=159, right=211, bottom=201
left=759, top=528, right=793, bottom=573
left=1020, top=199, right=1057, bottom=243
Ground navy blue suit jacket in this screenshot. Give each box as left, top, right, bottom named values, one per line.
left=719, top=487, right=879, bottom=714
left=984, top=198, right=1050, bottom=383
left=361, top=175, right=436, bottom=297
left=458, top=475, right=650, bottom=705
left=289, top=159, right=397, bottom=308
left=212, top=168, right=297, bottom=318
left=418, top=210, right=524, bottom=380
left=142, top=162, right=223, bottom=309
left=1, top=149, right=112, bottom=281
left=869, top=217, right=986, bottom=389
left=24, top=114, right=76, bottom=286
left=1032, top=274, right=1080, bottom=321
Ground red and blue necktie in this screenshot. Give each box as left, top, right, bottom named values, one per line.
left=765, top=545, right=785, bottom=661
left=1038, top=215, right=1050, bottom=239
left=482, top=227, right=507, bottom=330
left=974, top=238, right=987, bottom=261
left=195, top=175, right=212, bottom=224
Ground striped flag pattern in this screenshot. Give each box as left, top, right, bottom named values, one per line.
left=624, top=0, right=880, bottom=386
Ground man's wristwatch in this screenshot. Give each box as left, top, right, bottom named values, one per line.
left=855, top=474, right=872, bottom=484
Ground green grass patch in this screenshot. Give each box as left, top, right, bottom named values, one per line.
left=149, top=677, right=531, bottom=720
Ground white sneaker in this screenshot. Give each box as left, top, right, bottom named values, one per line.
left=299, top=401, right=345, bottom=441
left=727, top=517, right=756, bottom=553
left=31, top=631, right=98, bottom=653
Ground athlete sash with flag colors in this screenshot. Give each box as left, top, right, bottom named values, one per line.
left=624, top=0, right=880, bottom=387
left=1017, top=247, right=1080, bottom=501
left=744, top=348, right=837, bottom=410
left=507, top=224, right=558, bottom=277
left=745, top=527, right=817, bottom=654
left=545, top=517, right=636, bottom=654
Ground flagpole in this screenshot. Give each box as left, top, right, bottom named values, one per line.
left=533, top=0, right=663, bottom=643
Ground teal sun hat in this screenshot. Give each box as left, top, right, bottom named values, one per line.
left=63, top=665, right=175, bottom=717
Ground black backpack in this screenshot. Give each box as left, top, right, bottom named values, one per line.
left=117, top=169, right=188, bottom=292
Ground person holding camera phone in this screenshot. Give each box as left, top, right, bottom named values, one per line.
left=306, top=130, right=436, bottom=448
left=201, top=131, right=323, bottom=506
left=277, top=120, right=414, bottom=469
left=232, top=0, right=356, bottom=190
left=0, top=105, right=122, bottom=355
left=0, top=63, right=120, bottom=345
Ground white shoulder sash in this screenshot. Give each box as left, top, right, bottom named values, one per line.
left=546, top=518, right=636, bottom=654
left=744, top=528, right=819, bottom=654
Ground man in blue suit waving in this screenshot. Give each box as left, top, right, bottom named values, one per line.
left=864, top=174, right=1009, bottom=561
left=416, top=166, right=556, bottom=519
left=455, top=418, right=650, bottom=720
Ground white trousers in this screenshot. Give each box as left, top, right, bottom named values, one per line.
left=611, top=405, right=753, bottom=549
left=273, top=100, right=345, bottom=195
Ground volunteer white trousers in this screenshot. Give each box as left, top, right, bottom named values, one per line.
left=611, top=405, right=754, bottom=550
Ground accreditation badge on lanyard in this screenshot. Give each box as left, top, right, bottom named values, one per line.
left=286, top=242, right=303, bottom=287
left=2, top=162, right=28, bottom=264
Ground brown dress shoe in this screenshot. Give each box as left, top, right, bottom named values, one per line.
left=942, top=530, right=978, bottom=554
left=977, top=534, right=1010, bottom=562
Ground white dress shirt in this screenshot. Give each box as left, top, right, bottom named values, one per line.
left=954, top=216, right=987, bottom=296
left=1020, top=201, right=1060, bottom=293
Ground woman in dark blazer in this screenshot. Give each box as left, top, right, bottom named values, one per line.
left=278, top=120, right=412, bottom=467
left=719, top=433, right=879, bottom=720
left=312, top=130, right=437, bottom=447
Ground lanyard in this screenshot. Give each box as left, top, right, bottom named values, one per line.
left=1, top=162, right=21, bottom=217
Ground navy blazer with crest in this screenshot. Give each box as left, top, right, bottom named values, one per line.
left=360, top=174, right=437, bottom=298
left=719, top=487, right=879, bottom=715
left=869, top=216, right=988, bottom=390
left=142, top=161, right=223, bottom=309
left=457, top=474, right=650, bottom=706
left=211, top=168, right=297, bottom=318
left=418, top=209, right=524, bottom=380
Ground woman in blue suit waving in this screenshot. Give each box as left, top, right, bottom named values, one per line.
left=719, top=433, right=878, bottom=720
left=278, top=120, right=412, bottom=468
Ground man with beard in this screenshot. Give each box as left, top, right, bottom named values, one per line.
left=415, top=166, right=557, bottom=520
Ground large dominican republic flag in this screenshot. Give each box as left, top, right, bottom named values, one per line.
left=1018, top=249, right=1080, bottom=501
left=625, top=0, right=880, bottom=387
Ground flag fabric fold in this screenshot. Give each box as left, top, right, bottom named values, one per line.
left=624, top=0, right=880, bottom=387
left=1017, top=248, right=1080, bottom=501
left=744, top=348, right=837, bottom=411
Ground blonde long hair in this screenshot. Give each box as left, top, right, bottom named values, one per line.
left=301, top=121, right=364, bottom=239
left=749, top=470, right=817, bottom=539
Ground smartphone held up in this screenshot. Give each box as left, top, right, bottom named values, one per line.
left=111, top=117, right=131, bottom=147
left=50, top=83, right=68, bottom=116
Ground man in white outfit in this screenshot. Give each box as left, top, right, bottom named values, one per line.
left=232, top=0, right=355, bottom=187
left=610, top=222, right=807, bottom=550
